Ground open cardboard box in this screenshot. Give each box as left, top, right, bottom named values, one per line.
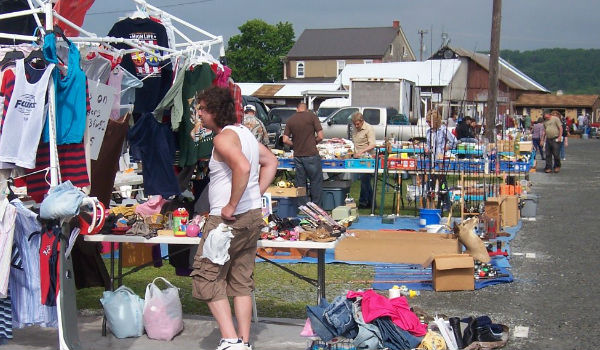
left=334, top=230, right=460, bottom=265
left=266, top=186, right=307, bottom=198
left=424, top=254, right=475, bottom=291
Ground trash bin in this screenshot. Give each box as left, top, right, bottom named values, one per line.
left=520, top=194, right=538, bottom=218
left=273, top=197, right=299, bottom=218
left=321, top=181, right=352, bottom=211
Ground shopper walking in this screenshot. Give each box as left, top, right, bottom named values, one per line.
left=543, top=111, right=563, bottom=173
left=283, top=102, right=324, bottom=206
left=191, top=87, right=277, bottom=350
left=242, top=104, right=269, bottom=146
left=559, top=114, right=568, bottom=160
left=531, top=118, right=545, bottom=160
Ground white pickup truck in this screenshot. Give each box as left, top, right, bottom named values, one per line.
left=321, top=106, right=429, bottom=141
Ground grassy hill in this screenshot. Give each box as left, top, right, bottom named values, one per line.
left=500, top=48, right=600, bottom=94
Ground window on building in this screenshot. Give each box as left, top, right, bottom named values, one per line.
left=389, top=44, right=393, bottom=56
left=337, top=60, right=345, bottom=76
left=363, top=59, right=373, bottom=64
left=296, top=61, right=305, bottom=78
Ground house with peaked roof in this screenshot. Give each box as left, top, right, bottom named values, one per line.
left=428, top=45, right=549, bottom=122
left=283, top=20, right=415, bottom=82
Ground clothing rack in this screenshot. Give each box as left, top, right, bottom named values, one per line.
left=0, top=1, right=226, bottom=349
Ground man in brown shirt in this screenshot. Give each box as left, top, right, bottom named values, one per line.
left=543, top=111, right=563, bottom=173
left=283, top=102, right=324, bottom=206
left=351, top=112, right=376, bottom=208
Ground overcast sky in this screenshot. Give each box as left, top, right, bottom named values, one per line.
left=82, top=0, right=600, bottom=56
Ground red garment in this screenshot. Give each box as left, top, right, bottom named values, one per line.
left=53, top=0, right=96, bottom=37
left=211, top=63, right=232, bottom=88
left=346, top=289, right=427, bottom=337
left=39, top=230, right=60, bottom=306
left=26, top=143, right=90, bottom=203
left=0, top=68, right=15, bottom=134
left=228, top=81, right=243, bottom=123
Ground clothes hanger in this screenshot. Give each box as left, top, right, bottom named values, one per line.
left=129, top=4, right=149, bottom=19
left=24, top=48, right=47, bottom=69
left=6, top=178, right=16, bottom=201
left=0, top=39, right=25, bottom=69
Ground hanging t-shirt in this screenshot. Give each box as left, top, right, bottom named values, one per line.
left=42, top=32, right=88, bottom=145
left=117, top=66, right=143, bottom=117
left=80, top=54, right=111, bottom=84
left=178, top=63, right=215, bottom=167
left=108, top=17, right=173, bottom=113
left=127, top=113, right=179, bottom=197
left=0, top=59, right=54, bottom=169
left=52, top=0, right=96, bottom=37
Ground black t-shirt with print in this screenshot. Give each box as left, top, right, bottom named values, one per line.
left=108, top=18, right=173, bottom=113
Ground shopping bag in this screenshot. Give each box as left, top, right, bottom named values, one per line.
left=143, top=277, right=184, bottom=340
left=100, top=285, right=144, bottom=338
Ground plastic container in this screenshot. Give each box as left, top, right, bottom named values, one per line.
left=273, top=197, right=299, bottom=218
left=322, top=181, right=351, bottom=211
left=521, top=194, right=538, bottom=218
left=419, top=208, right=442, bottom=226
left=172, top=208, right=188, bottom=237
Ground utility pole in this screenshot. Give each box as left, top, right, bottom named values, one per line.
left=485, top=0, right=502, bottom=142
left=418, top=29, right=428, bottom=61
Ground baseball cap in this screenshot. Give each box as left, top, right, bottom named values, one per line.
left=244, top=104, right=256, bottom=112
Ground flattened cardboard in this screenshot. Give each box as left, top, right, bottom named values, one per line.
left=430, top=254, right=475, bottom=291
left=267, top=186, right=307, bottom=198
left=334, top=230, right=460, bottom=265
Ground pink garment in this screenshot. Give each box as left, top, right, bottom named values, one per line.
left=134, top=195, right=167, bottom=217
left=346, top=289, right=427, bottom=337
left=213, top=65, right=231, bottom=88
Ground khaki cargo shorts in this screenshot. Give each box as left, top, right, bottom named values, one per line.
left=191, top=208, right=264, bottom=302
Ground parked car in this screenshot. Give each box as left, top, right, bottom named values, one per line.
left=321, top=106, right=427, bottom=141
left=266, top=107, right=297, bottom=146
left=316, top=98, right=350, bottom=122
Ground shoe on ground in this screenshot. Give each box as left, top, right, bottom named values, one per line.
left=544, top=169, right=552, bottom=173
left=554, top=167, right=560, bottom=173
left=215, top=339, right=246, bottom=350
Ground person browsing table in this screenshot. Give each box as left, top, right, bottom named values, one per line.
left=282, top=102, right=324, bottom=206
left=351, top=112, right=376, bottom=208
left=191, top=87, right=277, bottom=350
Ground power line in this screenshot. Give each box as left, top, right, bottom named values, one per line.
left=87, top=0, right=216, bottom=16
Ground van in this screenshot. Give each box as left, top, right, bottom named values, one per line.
left=316, top=98, right=350, bottom=122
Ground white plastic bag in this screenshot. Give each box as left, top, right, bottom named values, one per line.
left=100, top=285, right=144, bottom=338
left=201, top=223, right=234, bottom=265
left=143, top=277, right=184, bottom=341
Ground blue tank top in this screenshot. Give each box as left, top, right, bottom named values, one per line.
left=42, top=32, right=88, bottom=144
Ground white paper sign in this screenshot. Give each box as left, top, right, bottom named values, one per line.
left=86, top=80, right=116, bottom=160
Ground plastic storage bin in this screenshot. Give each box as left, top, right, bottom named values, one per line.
left=273, top=197, right=299, bottom=218
left=520, top=194, right=538, bottom=218
left=321, top=181, right=351, bottom=211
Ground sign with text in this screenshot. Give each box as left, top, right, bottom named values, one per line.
left=87, top=81, right=116, bottom=160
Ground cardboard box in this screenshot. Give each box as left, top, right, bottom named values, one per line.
left=518, top=141, right=533, bottom=153
left=267, top=186, right=306, bottom=198
left=429, top=254, right=475, bottom=291
left=500, top=195, right=519, bottom=227
left=334, top=230, right=460, bottom=265
left=486, top=196, right=519, bottom=227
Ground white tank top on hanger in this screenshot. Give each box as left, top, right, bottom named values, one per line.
left=0, top=59, right=54, bottom=169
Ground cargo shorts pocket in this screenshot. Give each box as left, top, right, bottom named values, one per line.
left=193, top=258, right=221, bottom=282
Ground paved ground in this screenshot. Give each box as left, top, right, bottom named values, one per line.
left=10, top=138, right=600, bottom=349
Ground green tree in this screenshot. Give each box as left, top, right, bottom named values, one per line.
left=226, top=19, right=294, bottom=82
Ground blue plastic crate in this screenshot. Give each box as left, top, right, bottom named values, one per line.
left=345, top=158, right=375, bottom=169
left=498, top=161, right=530, bottom=172
left=458, top=160, right=485, bottom=172
left=277, top=158, right=295, bottom=169
left=434, top=160, right=458, bottom=171
left=321, top=159, right=345, bottom=169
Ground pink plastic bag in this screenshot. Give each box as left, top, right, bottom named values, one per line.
left=143, top=277, right=184, bottom=340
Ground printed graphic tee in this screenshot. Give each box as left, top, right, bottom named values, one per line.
left=108, top=18, right=172, bottom=113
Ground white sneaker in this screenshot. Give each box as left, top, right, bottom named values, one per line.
left=244, top=343, right=253, bottom=350
left=215, top=339, right=246, bottom=350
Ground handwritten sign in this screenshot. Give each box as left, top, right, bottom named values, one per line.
left=86, top=81, right=116, bottom=160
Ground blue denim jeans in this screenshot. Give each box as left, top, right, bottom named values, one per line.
left=294, top=155, right=323, bottom=206
left=532, top=138, right=544, bottom=159
left=323, top=295, right=357, bottom=339
left=372, top=317, right=423, bottom=350
left=359, top=173, right=373, bottom=206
